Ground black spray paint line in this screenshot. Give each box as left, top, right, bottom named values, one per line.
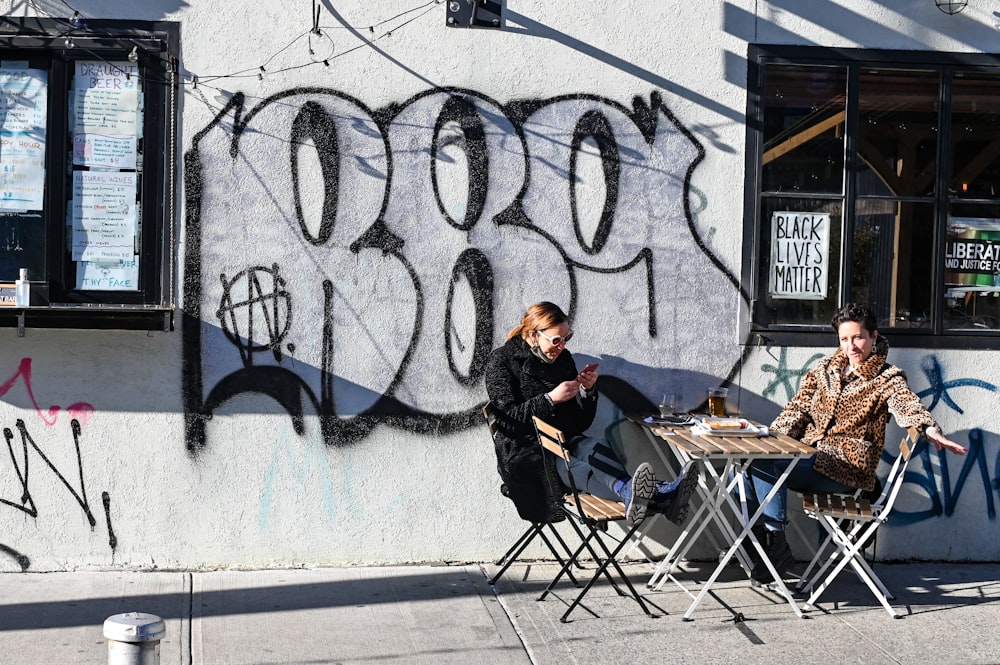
left=183, top=88, right=750, bottom=451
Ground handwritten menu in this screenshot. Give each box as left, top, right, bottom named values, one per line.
left=72, top=62, right=139, bottom=138
left=70, top=171, right=136, bottom=262
left=0, top=66, right=47, bottom=211
left=73, top=133, right=137, bottom=170
left=71, top=61, right=141, bottom=290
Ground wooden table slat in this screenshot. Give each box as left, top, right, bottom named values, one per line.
left=652, top=425, right=815, bottom=459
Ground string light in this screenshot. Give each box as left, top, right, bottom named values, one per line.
left=195, top=0, right=438, bottom=85
left=21, top=0, right=442, bottom=103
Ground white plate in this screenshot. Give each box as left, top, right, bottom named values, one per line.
left=691, top=419, right=768, bottom=437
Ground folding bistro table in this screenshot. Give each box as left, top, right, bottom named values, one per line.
left=626, top=414, right=742, bottom=576
left=642, top=420, right=816, bottom=619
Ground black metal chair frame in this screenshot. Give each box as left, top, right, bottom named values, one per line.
left=482, top=403, right=580, bottom=587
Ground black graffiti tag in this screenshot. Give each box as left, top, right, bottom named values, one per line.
left=183, top=88, right=738, bottom=451
left=0, top=419, right=116, bottom=568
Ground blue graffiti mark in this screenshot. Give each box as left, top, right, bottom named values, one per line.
left=894, top=428, right=996, bottom=525
left=761, top=347, right=823, bottom=402
left=260, top=422, right=339, bottom=533
left=916, top=355, right=997, bottom=415
left=941, top=428, right=996, bottom=518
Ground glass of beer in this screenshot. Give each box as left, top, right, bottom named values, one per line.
left=707, top=387, right=729, bottom=417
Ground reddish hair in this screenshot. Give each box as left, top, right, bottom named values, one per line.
left=506, top=302, right=568, bottom=341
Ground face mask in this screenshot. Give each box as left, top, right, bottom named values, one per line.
left=530, top=343, right=556, bottom=364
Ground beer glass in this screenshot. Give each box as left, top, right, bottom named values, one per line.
left=707, top=387, right=729, bottom=417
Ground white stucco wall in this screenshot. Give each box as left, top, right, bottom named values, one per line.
left=0, top=0, right=997, bottom=571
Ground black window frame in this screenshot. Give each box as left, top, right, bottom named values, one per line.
left=742, top=44, right=1000, bottom=350
left=0, top=17, right=177, bottom=332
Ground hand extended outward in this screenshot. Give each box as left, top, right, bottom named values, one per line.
left=927, top=428, right=968, bottom=455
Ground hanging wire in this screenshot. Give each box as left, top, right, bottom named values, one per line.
left=14, top=0, right=443, bottom=94
left=195, top=0, right=441, bottom=84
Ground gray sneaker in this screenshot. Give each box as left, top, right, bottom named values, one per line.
left=624, top=463, right=655, bottom=526
left=649, top=461, right=700, bottom=524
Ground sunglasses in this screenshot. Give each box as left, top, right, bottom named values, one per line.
left=535, top=329, right=573, bottom=346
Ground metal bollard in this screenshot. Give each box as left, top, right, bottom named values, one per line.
left=103, top=612, right=165, bottom=665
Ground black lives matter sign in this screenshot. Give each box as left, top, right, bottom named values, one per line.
left=768, top=212, right=830, bottom=300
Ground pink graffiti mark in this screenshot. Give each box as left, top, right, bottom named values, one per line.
left=0, top=358, right=95, bottom=426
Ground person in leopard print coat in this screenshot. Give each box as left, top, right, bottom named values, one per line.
left=743, top=303, right=967, bottom=584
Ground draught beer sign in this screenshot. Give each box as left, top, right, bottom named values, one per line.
left=768, top=211, right=830, bottom=300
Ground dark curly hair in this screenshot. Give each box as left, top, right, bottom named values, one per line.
left=831, top=303, right=878, bottom=334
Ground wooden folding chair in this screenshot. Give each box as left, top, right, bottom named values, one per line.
left=482, top=403, right=580, bottom=587
left=532, top=416, right=655, bottom=623
left=796, top=426, right=920, bottom=618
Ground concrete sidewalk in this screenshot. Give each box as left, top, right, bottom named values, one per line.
left=1, top=561, right=998, bottom=664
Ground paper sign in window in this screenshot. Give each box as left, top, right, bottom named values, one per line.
left=768, top=212, right=831, bottom=300
left=72, top=61, right=139, bottom=136
left=945, top=217, right=1000, bottom=288
left=73, top=133, right=137, bottom=169
left=75, top=258, right=138, bottom=291
left=0, top=67, right=47, bottom=211
left=70, top=171, right=136, bottom=262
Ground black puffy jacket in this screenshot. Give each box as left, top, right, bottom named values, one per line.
left=484, top=337, right=597, bottom=521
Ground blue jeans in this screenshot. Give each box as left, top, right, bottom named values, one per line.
left=554, top=435, right=629, bottom=502
left=745, top=457, right=855, bottom=531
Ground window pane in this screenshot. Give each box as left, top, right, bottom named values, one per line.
left=857, top=69, right=938, bottom=198
left=0, top=64, right=48, bottom=282
left=68, top=60, right=142, bottom=292
left=951, top=73, right=1000, bottom=199
left=944, top=205, right=1000, bottom=331
left=762, top=64, right=846, bottom=194
left=758, top=197, right=842, bottom=325
left=852, top=200, right=933, bottom=328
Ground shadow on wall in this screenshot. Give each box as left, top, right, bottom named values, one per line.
left=181, top=310, right=758, bottom=455
left=181, top=86, right=747, bottom=453
left=26, top=0, right=190, bottom=19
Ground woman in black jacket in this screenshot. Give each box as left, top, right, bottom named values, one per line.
left=485, top=301, right=697, bottom=526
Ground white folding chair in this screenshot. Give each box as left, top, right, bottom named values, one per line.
left=796, top=426, right=919, bottom=618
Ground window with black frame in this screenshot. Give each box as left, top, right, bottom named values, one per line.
left=744, top=46, right=1000, bottom=346
left=0, top=18, right=177, bottom=331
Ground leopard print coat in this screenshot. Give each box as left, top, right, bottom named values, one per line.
left=770, top=336, right=937, bottom=491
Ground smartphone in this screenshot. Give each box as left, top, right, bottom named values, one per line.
left=579, top=362, right=599, bottom=374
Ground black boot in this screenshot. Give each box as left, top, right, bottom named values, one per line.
left=750, top=529, right=793, bottom=585
left=745, top=525, right=767, bottom=569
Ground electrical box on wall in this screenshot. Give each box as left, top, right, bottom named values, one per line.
left=445, top=0, right=502, bottom=28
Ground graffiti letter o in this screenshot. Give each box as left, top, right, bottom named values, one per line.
left=445, top=248, right=494, bottom=385
left=290, top=101, right=340, bottom=245
left=570, top=110, right=619, bottom=255
left=431, top=95, right=489, bottom=232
